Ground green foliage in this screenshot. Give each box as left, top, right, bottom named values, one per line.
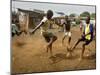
left=80, top=11, right=90, bottom=17
left=91, top=13, right=96, bottom=19
left=75, top=19, right=80, bottom=25
left=69, top=13, right=76, bottom=17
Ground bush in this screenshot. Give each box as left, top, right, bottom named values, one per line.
left=75, top=19, right=80, bottom=25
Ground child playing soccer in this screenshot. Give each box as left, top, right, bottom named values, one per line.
left=62, top=15, right=71, bottom=51
left=72, top=16, right=94, bottom=60
left=31, top=10, right=57, bottom=56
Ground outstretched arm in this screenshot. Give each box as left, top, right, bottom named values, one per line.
left=31, top=22, right=44, bottom=34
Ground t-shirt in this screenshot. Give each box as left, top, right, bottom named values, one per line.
left=85, top=24, right=91, bottom=40
left=84, top=23, right=94, bottom=40
left=40, top=17, right=51, bottom=33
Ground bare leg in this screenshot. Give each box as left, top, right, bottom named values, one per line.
left=72, top=38, right=82, bottom=50
left=62, top=35, right=66, bottom=45
left=49, top=44, right=53, bottom=56
left=68, top=37, right=71, bottom=45
left=46, top=45, right=49, bottom=53
left=65, top=37, right=72, bottom=57
left=81, top=44, right=85, bottom=59
left=67, top=37, right=71, bottom=48
left=46, top=43, right=51, bottom=53
left=47, top=36, right=57, bottom=56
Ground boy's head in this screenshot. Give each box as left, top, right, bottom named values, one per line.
left=86, top=15, right=90, bottom=24
left=46, top=10, right=53, bottom=19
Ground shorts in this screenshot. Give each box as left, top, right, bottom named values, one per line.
left=80, top=36, right=92, bottom=45
left=42, top=32, right=55, bottom=42
left=64, top=31, right=71, bottom=37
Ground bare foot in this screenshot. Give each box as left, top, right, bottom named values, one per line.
left=78, top=55, right=83, bottom=61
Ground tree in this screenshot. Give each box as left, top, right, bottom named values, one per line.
left=69, top=13, right=76, bottom=17
left=80, top=11, right=90, bottom=17
left=91, top=13, right=96, bottom=19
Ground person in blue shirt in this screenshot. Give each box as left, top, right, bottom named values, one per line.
left=71, top=15, right=94, bottom=60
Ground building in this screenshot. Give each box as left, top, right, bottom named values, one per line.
left=17, top=8, right=45, bottom=31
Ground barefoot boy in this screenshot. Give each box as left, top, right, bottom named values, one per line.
left=62, top=15, right=71, bottom=51
left=31, top=10, right=57, bottom=56
left=72, top=16, right=94, bottom=59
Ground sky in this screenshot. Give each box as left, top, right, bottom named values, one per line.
left=12, top=0, right=96, bottom=17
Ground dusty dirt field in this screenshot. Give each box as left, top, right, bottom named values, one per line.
left=12, top=26, right=96, bottom=74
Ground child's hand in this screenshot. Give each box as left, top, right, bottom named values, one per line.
left=81, top=34, right=85, bottom=37
left=31, top=31, right=35, bottom=34
left=30, top=29, right=35, bottom=34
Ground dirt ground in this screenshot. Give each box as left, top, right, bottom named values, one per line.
left=11, top=26, right=96, bottom=74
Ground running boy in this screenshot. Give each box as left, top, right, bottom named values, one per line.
left=62, top=15, right=71, bottom=51
left=31, top=10, right=57, bottom=56
left=72, top=16, right=94, bottom=60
